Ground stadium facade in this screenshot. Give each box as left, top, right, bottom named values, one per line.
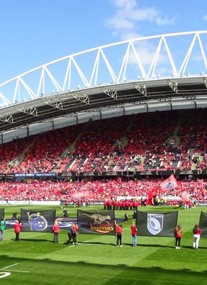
left=0, top=31, right=207, bottom=180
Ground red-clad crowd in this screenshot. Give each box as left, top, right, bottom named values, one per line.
left=0, top=109, right=206, bottom=204
left=0, top=177, right=206, bottom=204
left=0, top=109, right=206, bottom=175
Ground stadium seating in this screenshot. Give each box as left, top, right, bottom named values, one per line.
left=0, top=109, right=207, bottom=203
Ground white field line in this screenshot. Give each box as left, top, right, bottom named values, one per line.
left=3, top=270, right=30, bottom=273
left=0, top=263, right=30, bottom=273
left=0, top=263, right=19, bottom=271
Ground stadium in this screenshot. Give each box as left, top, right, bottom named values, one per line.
left=1, top=31, right=207, bottom=285
left=0, top=31, right=207, bottom=204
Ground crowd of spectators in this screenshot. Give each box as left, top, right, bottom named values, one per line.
left=0, top=177, right=206, bottom=204
left=0, top=109, right=207, bottom=175
left=0, top=109, right=206, bottom=203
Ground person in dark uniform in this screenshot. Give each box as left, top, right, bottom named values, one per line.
left=63, top=208, right=68, bottom=217
left=65, top=226, right=73, bottom=245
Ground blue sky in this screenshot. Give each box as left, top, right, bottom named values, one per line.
left=0, top=0, right=207, bottom=83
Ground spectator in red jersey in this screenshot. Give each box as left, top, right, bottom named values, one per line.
left=174, top=224, right=183, bottom=249
left=52, top=221, right=60, bottom=243
left=131, top=221, right=138, bottom=247
left=193, top=224, right=201, bottom=250
left=115, top=221, right=123, bottom=247
left=14, top=219, right=22, bottom=241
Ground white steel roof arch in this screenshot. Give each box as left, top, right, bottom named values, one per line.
left=0, top=31, right=207, bottom=138
left=0, top=30, right=206, bottom=106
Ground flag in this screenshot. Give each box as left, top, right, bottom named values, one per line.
left=21, top=209, right=56, bottom=232
left=198, top=211, right=207, bottom=237
left=181, top=190, right=190, bottom=202
left=160, top=174, right=178, bottom=191
left=136, top=210, right=178, bottom=237
left=0, top=208, right=4, bottom=220
left=77, top=209, right=115, bottom=235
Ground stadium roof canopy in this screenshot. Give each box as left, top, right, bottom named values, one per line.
left=1, top=31, right=207, bottom=142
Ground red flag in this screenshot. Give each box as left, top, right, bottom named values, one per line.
left=181, top=190, right=190, bottom=202
left=160, top=174, right=178, bottom=191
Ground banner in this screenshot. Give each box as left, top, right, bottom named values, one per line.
left=77, top=210, right=115, bottom=235
left=160, top=174, right=178, bottom=191
left=21, top=209, right=56, bottom=232
left=181, top=190, right=190, bottom=202
left=198, top=211, right=207, bottom=237
left=0, top=208, right=4, bottom=220
left=136, top=210, right=178, bottom=237
left=15, top=173, right=57, bottom=178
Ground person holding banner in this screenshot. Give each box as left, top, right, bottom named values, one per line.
left=193, top=224, right=201, bottom=250
left=71, top=223, right=79, bottom=245
left=65, top=227, right=73, bottom=245
left=0, top=217, right=6, bottom=241
left=52, top=221, right=60, bottom=243
left=115, top=221, right=123, bottom=247
left=14, top=219, right=22, bottom=241
left=174, top=224, right=183, bottom=249
left=131, top=221, right=137, bottom=247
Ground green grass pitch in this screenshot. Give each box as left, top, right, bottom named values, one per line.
left=0, top=204, right=207, bottom=285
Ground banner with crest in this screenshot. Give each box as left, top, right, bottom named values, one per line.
left=77, top=209, right=115, bottom=235
left=198, top=211, right=207, bottom=237
left=160, top=174, right=178, bottom=192
left=0, top=208, right=4, bottom=220
left=136, top=210, right=178, bottom=237
left=21, top=209, right=56, bottom=232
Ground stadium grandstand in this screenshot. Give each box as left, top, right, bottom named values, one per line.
left=0, top=31, right=207, bottom=205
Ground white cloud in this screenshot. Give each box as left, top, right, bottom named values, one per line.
left=203, top=15, right=207, bottom=21
left=111, top=0, right=137, bottom=10
left=106, top=0, right=177, bottom=68
left=106, top=0, right=176, bottom=40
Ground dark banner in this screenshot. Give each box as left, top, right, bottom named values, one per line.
left=136, top=210, right=178, bottom=237
left=21, top=209, right=56, bottom=232
left=77, top=210, right=115, bottom=235
left=0, top=208, right=4, bottom=220
left=199, top=211, right=207, bottom=237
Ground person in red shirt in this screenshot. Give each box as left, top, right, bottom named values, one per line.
left=131, top=221, right=138, bottom=247
left=71, top=223, right=79, bottom=245
left=14, top=220, right=22, bottom=241
left=52, top=221, right=60, bottom=243
left=174, top=224, right=183, bottom=249
left=193, top=224, right=201, bottom=250
left=115, top=221, right=123, bottom=247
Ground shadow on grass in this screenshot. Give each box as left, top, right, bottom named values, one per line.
left=78, top=241, right=115, bottom=246
left=0, top=254, right=207, bottom=285
left=181, top=245, right=207, bottom=250
left=11, top=238, right=50, bottom=242
left=130, top=243, right=173, bottom=248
